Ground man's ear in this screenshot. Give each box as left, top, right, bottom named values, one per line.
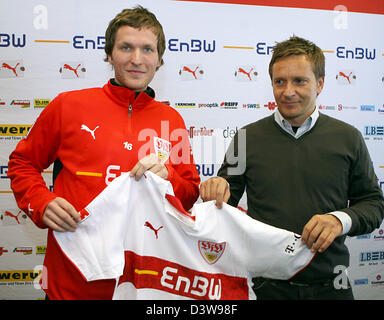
left=155, top=57, right=162, bottom=71
left=316, top=76, right=325, bottom=96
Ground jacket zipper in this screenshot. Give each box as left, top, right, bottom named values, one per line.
left=127, top=104, right=133, bottom=140
left=128, top=104, right=132, bottom=118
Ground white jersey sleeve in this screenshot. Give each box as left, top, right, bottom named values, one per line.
left=53, top=172, right=173, bottom=281
left=217, top=203, right=313, bottom=280
left=188, top=202, right=315, bottom=281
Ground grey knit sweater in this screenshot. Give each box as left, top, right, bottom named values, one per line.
left=218, top=113, right=384, bottom=282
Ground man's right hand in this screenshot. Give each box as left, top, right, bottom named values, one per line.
left=199, top=177, right=230, bottom=209
left=42, top=197, right=81, bottom=232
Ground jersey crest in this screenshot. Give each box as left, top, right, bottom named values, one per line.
left=154, top=137, right=171, bottom=163
left=198, top=240, right=226, bottom=265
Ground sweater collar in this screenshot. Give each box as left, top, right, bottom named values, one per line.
left=274, top=107, right=319, bottom=139
left=103, top=79, right=156, bottom=109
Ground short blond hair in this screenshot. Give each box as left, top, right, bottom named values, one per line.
left=269, top=36, right=325, bottom=80
left=104, top=6, right=165, bottom=69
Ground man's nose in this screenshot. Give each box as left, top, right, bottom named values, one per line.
left=283, top=82, right=296, bottom=97
left=131, top=49, right=142, bottom=65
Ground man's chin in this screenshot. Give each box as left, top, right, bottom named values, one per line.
left=116, top=80, right=147, bottom=92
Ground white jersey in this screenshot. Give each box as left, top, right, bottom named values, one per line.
left=54, top=172, right=315, bottom=300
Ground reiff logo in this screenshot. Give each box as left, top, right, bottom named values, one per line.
left=220, top=102, right=238, bottom=109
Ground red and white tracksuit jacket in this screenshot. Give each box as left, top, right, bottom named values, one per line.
left=7, top=80, right=200, bottom=299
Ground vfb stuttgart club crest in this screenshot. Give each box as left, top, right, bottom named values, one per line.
left=198, top=240, right=226, bottom=264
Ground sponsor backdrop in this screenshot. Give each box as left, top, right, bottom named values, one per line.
left=0, top=0, right=383, bottom=299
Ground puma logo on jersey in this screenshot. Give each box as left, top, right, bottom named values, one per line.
left=144, top=221, right=163, bottom=239
left=81, top=124, right=99, bottom=140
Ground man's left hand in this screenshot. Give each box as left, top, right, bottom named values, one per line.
left=301, top=214, right=343, bottom=253
left=130, top=153, right=168, bottom=180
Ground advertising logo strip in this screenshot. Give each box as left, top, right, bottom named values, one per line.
left=175, top=0, right=384, bottom=15
left=0, top=125, right=31, bottom=136
left=0, top=270, right=41, bottom=282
